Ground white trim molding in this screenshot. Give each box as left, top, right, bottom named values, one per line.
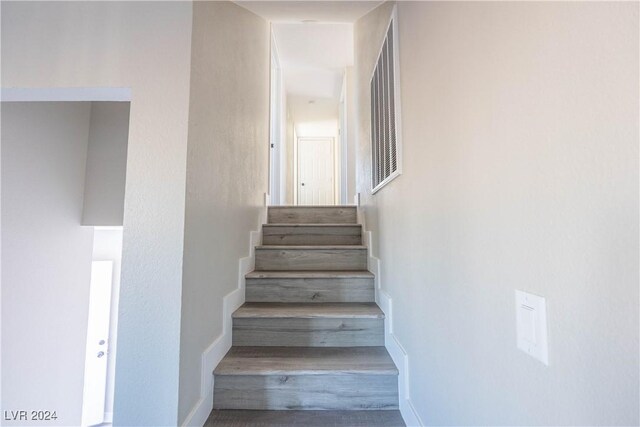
left=180, top=202, right=268, bottom=427
left=1, top=87, right=132, bottom=102
left=358, top=207, right=424, bottom=427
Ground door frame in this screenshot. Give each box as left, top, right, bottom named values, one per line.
left=81, top=260, right=114, bottom=427
left=3, top=89, right=129, bottom=427
left=338, top=72, right=348, bottom=205
left=295, top=136, right=336, bottom=205
left=268, top=27, right=284, bottom=205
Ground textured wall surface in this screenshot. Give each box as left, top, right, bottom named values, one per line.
left=1, top=2, right=193, bottom=424
left=178, top=2, right=269, bottom=423
left=2, top=102, right=94, bottom=427
left=356, top=2, right=639, bottom=425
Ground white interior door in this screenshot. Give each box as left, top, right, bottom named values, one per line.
left=297, top=137, right=335, bottom=205
left=81, top=261, right=113, bottom=427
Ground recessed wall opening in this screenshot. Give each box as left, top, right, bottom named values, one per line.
left=268, top=20, right=355, bottom=206
left=1, top=99, right=130, bottom=427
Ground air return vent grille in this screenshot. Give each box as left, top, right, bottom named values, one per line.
left=370, top=14, right=401, bottom=193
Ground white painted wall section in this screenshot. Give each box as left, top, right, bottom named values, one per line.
left=355, top=2, right=638, bottom=425
left=1, top=102, right=94, bottom=426
left=1, top=2, right=194, bottom=424
left=178, top=2, right=269, bottom=424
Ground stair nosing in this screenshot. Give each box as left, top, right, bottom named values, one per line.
left=232, top=302, right=384, bottom=319
left=214, top=346, right=398, bottom=376
left=256, top=245, right=367, bottom=250
left=246, top=270, right=374, bottom=279
left=263, top=223, right=362, bottom=227
left=214, top=368, right=397, bottom=376
left=269, top=205, right=357, bottom=209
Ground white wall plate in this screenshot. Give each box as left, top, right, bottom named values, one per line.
left=515, top=290, right=549, bottom=365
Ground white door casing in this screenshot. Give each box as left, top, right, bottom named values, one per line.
left=269, top=29, right=284, bottom=205
left=339, top=72, right=348, bottom=205
left=81, top=261, right=114, bottom=427
left=297, top=137, right=335, bottom=205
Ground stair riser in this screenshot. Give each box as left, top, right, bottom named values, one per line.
left=213, top=374, right=398, bottom=410
left=268, top=207, right=357, bottom=224
left=246, top=277, right=375, bottom=303
left=262, top=225, right=362, bottom=246
left=233, top=318, right=384, bottom=347
left=255, top=248, right=367, bottom=271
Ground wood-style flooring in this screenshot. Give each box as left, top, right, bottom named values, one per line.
left=205, top=409, right=406, bottom=426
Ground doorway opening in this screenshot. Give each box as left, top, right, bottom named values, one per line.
left=1, top=96, right=130, bottom=427
left=81, top=226, right=125, bottom=427
left=268, top=20, right=354, bottom=206
left=269, top=30, right=285, bottom=205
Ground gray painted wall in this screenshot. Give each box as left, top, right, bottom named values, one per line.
left=2, top=102, right=94, bottom=426
left=356, top=2, right=639, bottom=425
left=82, top=102, right=130, bottom=226
left=178, top=2, right=270, bottom=423
left=1, top=2, right=193, bottom=424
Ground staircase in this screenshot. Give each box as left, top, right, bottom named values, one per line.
left=210, top=206, right=404, bottom=426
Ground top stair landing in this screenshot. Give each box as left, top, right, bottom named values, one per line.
left=268, top=206, right=357, bottom=224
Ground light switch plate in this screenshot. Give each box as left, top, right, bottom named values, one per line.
left=515, top=290, right=548, bottom=365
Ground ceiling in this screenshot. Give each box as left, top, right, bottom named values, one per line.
left=236, top=1, right=379, bottom=128
left=288, top=95, right=339, bottom=136
left=235, top=1, right=383, bottom=23
left=273, top=23, right=353, bottom=100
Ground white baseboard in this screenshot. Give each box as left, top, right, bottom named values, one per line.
left=358, top=208, right=424, bottom=427
left=181, top=202, right=267, bottom=427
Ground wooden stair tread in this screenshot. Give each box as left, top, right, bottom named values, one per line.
left=262, top=225, right=363, bottom=246
left=268, top=206, right=357, bottom=224
left=214, top=346, right=398, bottom=375
left=246, top=270, right=374, bottom=279
left=205, top=409, right=406, bottom=427
left=269, top=205, right=357, bottom=208
left=264, top=223, right=362, bottom=227
left=256, top=245, right=366, bottom=250
left=255, top=246, right=367, bottom=271
left=233, top=302, right=384, bottom=319
left=245, top=271, right=375, bottom=304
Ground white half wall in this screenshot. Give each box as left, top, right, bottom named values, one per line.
left=178, top=2, right=270, bottom=424
left=1, top=102, right=94, bottom=426
left=356, top=2, right=638, bottom=425
left=1, top=2, right=194, bottom=424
